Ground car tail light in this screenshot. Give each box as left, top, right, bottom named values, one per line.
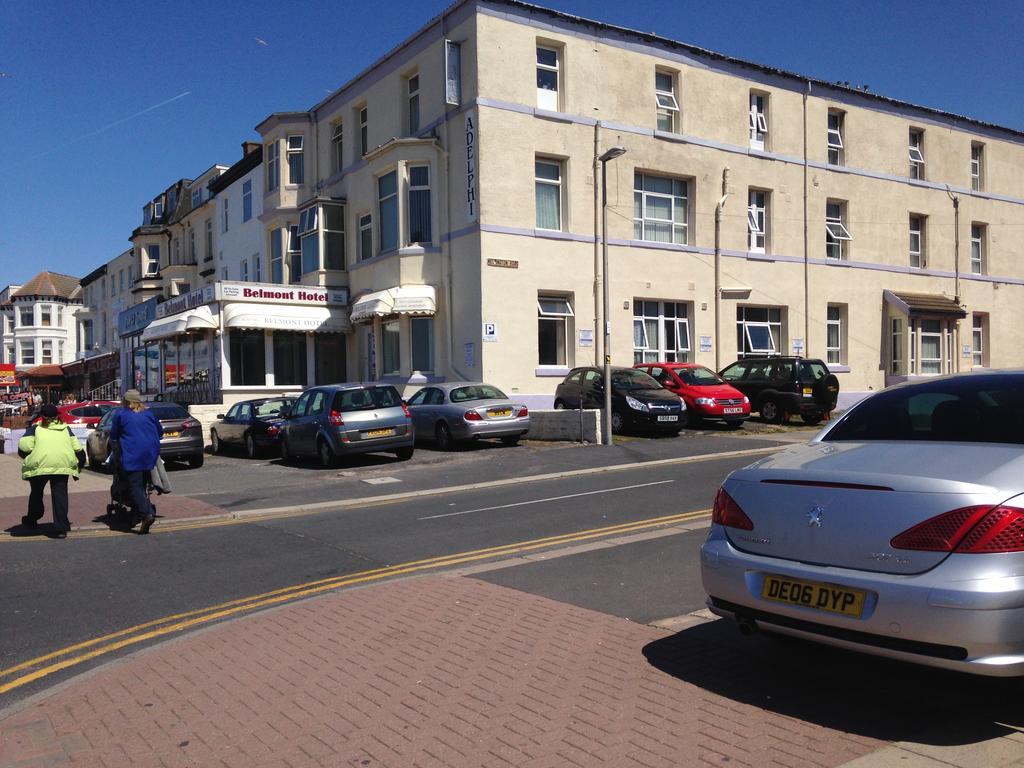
left=267, top=425, right=280, bottom=437
left=519, top=406, right=529, bottom=417
left=891, top=505, right=1024, bottom=553
left=464, top=410, right=483, bottom=421
left=711, top=486, right=754, bottom=530
left=402, top=402, right=412, bottom=419
left=182, top=419, right=200, bottom=430
left=329, top=409, right=345, bottom=427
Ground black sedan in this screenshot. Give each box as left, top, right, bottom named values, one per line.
left=210, top=397, right=294, bottom=459
left=553, top=366, right=686, bottom=435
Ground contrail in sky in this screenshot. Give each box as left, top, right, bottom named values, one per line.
left=24, top=90, right=192, bottom=161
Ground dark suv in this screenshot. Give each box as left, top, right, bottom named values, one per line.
left=718, top=356, right=839, bottom=425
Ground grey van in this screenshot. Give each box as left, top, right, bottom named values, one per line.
left=278, top=383, right=415, bottom=467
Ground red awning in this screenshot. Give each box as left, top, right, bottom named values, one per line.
left=20, top=364, right=65, bottom=378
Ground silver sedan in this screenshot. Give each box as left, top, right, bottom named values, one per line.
left=407, top=382, right=530, bottom=450
left=701, top=371, right=1024, bottom=676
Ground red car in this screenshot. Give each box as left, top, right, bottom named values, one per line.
left=633, top=363, right=749, bottom=428
left=31, top=400, right=120, bottom=428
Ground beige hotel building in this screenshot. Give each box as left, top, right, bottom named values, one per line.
left=83, top=0, right=1024, bottom=409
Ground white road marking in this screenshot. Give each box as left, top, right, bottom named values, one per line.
left=417, top=480, right=674, bottom=520
left=362, top=477, right=402, bottom=485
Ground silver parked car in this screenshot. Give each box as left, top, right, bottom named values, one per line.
left=86, top=403, right=205, bottom=470
left=407, top=382, right=530, bottom=450
left=702, top=371, right=1024, bottom=676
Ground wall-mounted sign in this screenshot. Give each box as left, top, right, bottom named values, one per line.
left=792, top=338, right=805, bottom=354
left=465, top=109, right=478, bottom=222
left=579, top=329, right=593, bottom=348
left=482, top=323, right=498, bottom=342
left=464, top=342, right=475, bottom=367
left=699, top=335, right=713, bottom=353
left=118, top=297, right=158, bottom=337
left=217, top=281, right=348, bottom=306
left=0, top=364, right=15, bottom=385
left=486, top=258, right=518, bottom=269
left=962, top=344, right=972, bottom=358
left=156, top=285, right=215, bottom=318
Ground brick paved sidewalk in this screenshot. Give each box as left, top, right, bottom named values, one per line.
left=0, top=576, right=890, bottom=768
left=0, top=455, right=226, bottom=535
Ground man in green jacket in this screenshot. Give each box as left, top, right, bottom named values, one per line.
left=18, top=403, right=86, bottom=539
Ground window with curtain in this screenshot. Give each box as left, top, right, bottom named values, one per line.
left=273, top=331, right=307, bottom=386
left=634, top=173, right=688, bottom=244
left=378, top=171, right=398, bottom=252
left=324, top=204, right=345, bottom=269
left=408, top=166, right=431, bottom=243
left=632, top=300, right=691, bottom=363
left=230, top=329, right=265, bottom=386
left=270, top=228, right=284, bottom=283
left=382, top=320, right=400, bottom=375
left=535, top=159, right=562, bottom=230
left=299, top=207, right=319, bottom=274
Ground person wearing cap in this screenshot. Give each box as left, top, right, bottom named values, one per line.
left=110, top=390, right=163, bottom=534
left=18, top=403, right=86, bottom=539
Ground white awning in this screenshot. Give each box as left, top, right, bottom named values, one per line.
left=141, top=305, right=217, bottom=342
left=222, top=302, right=351, bottom=333
left=350, top=285, right=436, bottom=323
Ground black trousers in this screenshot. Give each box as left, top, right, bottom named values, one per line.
left=26, top=475, right=70, bottom=533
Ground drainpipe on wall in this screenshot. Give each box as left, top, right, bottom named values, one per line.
left=593, top=121, right=602, bottom=367
left=946, top=186, right=961, bottom=373
left=803, top=80, right=811, bottom=359
left=713, top=168, right=731, bottom=372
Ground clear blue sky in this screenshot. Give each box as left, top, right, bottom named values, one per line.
left=1, top=0, right=1021, bottom=285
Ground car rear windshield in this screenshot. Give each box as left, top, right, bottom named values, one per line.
left=611, top=369, right=659, bottom=390
left=332, top=386, right=402, bottom=413
left=255, top=399, right=292, bottom=418
left=450, top=385, right=507, bottom=402
left=150, top=405, right=189, bottom=421
left=679, top=367, right=723, bottom=386
left=800, top=361, right=829, bottom=382
left=824, top=377, right=1024, bottom=444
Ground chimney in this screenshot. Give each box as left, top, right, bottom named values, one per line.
left=241, top=141, right=260, bottom=157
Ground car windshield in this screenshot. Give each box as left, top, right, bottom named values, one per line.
left=450, top=385, right=507, bottom=402
left=801, top=361, right=829, bottom=381
left=150, top=405, right=189, bottom=421
left=678, top=367, right=724, bottom=386
left=333, top=386, right=402, bottom=413
left=824, top=377, right=1024, bottom=444
left=611, top=369, right=659, bottom=391
left=255, top=399, right=292, bottom=418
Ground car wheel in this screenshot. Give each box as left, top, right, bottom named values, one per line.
left=394, top=446, right=414, bottom=461
left=610, top=410, right=625, bottom=434
left=435, top=422, right=453, bottom=451
left=244, top=432, right=258, bottom=459
left=280, top=438, right=293, bottom=463
left=760, top=398, right=783, bottom=424
left=802, top=414, right=823, bottom=426
left=553, top=400, right=566, bottom=410
left=317, top=438, right=335, bottom=468
left=500, top=435, right=520, bottom=446
left=87, top=445, right=101, bottom=471
left=210, top=430, right=221, bottom=454
left=187, top=453, right=204, bottom=469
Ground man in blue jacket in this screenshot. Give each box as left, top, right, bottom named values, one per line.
left=110, top=390, right=163, bottom=534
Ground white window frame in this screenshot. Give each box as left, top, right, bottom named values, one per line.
left=242, top=180, right=253, bottom=222
left=737, top=306, right=783, bottom=358
left=744, top=323, right=776, bottom=354
left=748, top=92, right=768, bottom=150
left=407, top=165, right=431, bottom=244
left=971, top=223, right=985, bottom=274
left=153, top=197, right=164, bottom=219
left=19, top=341, right=34, bottom=366
left=909, top=214, right=925, bottom=269
left=534, top=158, right=563, bottom=231
left=972, top=314, right=986, bottom=367
left=633, top=173, right=689, bottom=245
left=890, top=317, right=904, bottom=375
left=632, top=300, right=692, bottom=364
left=655, top=70, right=679, bottom=132
left=40, top=305, right=52, bottom=327
left=827, top=110, right=844, bottom=165
left=747, top=189, right=767, bottom=253
left=825, top=201, right=851, bottom=260
left=359, top=107, right=368, bottom=156
left=537, top=295, right=573, bottom=367
left=918, top=319, right=943, bottom=375
left=241, top=260, right=249, bottom=282
left=358, top=213, right=373, bottom=262
left=971, top=143, right=984, bottom=191
left=266, top=141, right=280, bottom=191
left=536, top=45, right=559, bottom=111
left=826, top=305, right=843, bottom=365
left=253, top=253, right=262, bottom=282
left=145, top=245, right=160, bottom=276
left=407, top=73, right=420, bottom=134
left=286, top=135, right=304, bottom=185
left=331, top=121, right=344, bottom=174
left=909, top=129, right=925, bottom=179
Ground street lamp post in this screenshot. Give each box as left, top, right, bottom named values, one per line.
left=599, top=145, right=627, bottom=446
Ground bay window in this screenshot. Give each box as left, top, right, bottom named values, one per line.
left=382, top=320, right=400, bottom=375
left=378, top=171, right=398, bottom=252
left=408, top=166, right=431, bottom=243
left=287, top=135, right=304, bottom=185
left=411, top=317, right=433, bottom=372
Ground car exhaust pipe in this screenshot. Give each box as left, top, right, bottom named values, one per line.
left=737, top=617, right=758, bottom=636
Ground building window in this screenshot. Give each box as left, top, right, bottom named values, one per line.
left=153, top=196, right=164, bottom=219
left=266, top=141, right=280, bottom=191
left=323, top=204, right=345, bottom=270
left=241, top=261, right=249, bottom=282
left=189, top=229, right=196, bottom=263
left=747, top=189, right=768, bottom=253
left=253, top=253, right=262, bottom=283
left=191, top=188, right=202, bottom=208
left=222, top=197, right=229, bottom=233
left=445, top=39, right=462, bottom=105
left=827, top=110, right=844, bottom=165
left=20, top=341, right=34, bottom=365
left=909, top=214, right=925, bottom=269
left=298, top=207, right=319, bottom=274
left=40, top=305, right=52, bottom=327
left=287, top=135, right=304, bottom=185
left=407, top=73, right=420, bottom=134
left=205, top=219, right=213, bottom=261
left=382, top=320, right=400, bottom=375
left=221, top=267, right=229, bottom=280
left=315, top=334, right=346, bottom=384
left=535, top=159, right=563, bottom=231
left=242, top=180, right=253, bottom=222
left=408, top=165, right=431, bottom=244
left=826, top=305, right=845, bottom=365
left=633, top=300, right=691, bottom=364
left=331, top=122, right=344, bottom=174
left=890, top=317, right=904, bottom=375
left=736, top=306, right=782, bottom=357
left=749, top=92, right=768, bottom=150
left=273, top=331, right=307, bottom=386
left=536, top=45, right=559, bottom=110
left=270, top=229, right=284, bottom=283
left=145, top=245, right=160, bottom=276
left=358, top=213, right=373, bottom=261
left=909, top=129, right=925, bottom=179
left=971, top=223, right=985, bottom=274
left=971, top=143, right=984, bottom=191
left=972, top=313, right=987, bottom=367
left=18, top=307, right=32, bottom=327
left=919, top=319, right=943, bottom=374
left=411, top=317, right=433, bottom=372
left=378, top=170, right=398, bottom=253
left=359, top=107, right=368, bottom=156
left=633, top=172, right=688, bottom=244
left=825, top=201, right=851, bottom=260
left=229, top=329, right=265, bottom=386
left=655, top=70, right=679, bottom=132
left=537, top=295, right=573, bottom=366
left=40, top=341, right=53, bottom=364
left=172, top=238, right=181, bottom=266
left=287, top=225, right=301, bottom=283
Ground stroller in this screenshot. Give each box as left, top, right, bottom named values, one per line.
left=106, top=444, right=172, bottom=529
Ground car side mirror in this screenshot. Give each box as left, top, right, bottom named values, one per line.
left=216, top=413, right=225, bottom=420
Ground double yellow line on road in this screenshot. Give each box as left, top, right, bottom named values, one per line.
left=0, top=508, right=710, bottom=696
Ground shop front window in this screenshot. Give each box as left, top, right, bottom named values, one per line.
left=411, top=317, right=433, bottom=372
left=273, top=331, right=307, bottom=386
left=145, top=344, right=160, bottom=393
left=163, top=338, right=179, bottom=387
left=229, top=329, right=266, bottom=387
left=315, top=334, right=346, bottom=384
left=382, top=320, right=400, bottom=375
